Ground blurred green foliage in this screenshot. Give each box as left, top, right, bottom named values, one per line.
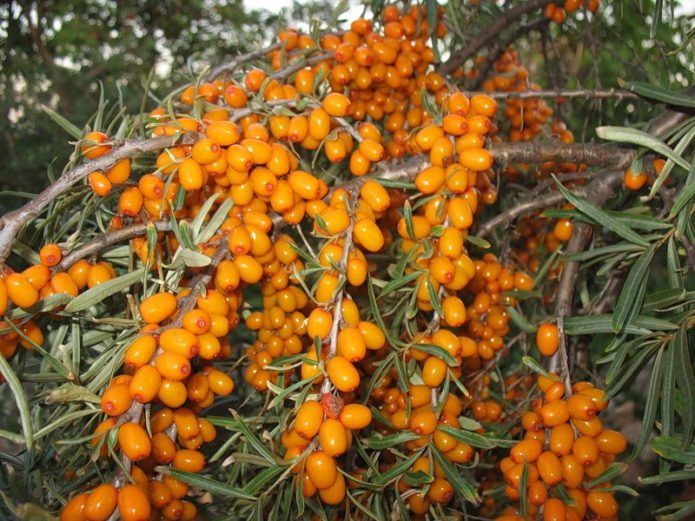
left=0, top=0, right=335, bottom=199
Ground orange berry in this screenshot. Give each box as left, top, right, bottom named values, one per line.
left=117, top=485, right=151, bottom=521
left=326, top=356, right=360, bottom=392
left=536, top=323, right=559, bottom=356
left=306, top=450, right=337, bottom=489
left=84, top=484, right=118, bottom=521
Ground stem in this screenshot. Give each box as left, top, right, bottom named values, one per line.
left=437, top=0, right=555, bottom=76
left=55, top=220, right=173, bottom=271
left=206, top=43, right=282, bottom=81
left=320, top=194, right=357, bottom=395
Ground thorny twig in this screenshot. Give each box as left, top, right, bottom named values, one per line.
left=206, top=43, right=282, bottom=81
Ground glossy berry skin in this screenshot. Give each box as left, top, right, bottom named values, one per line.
left=84, top=484, right=118, bottom=521
left=306, top=450, right=338, bottom=489
left=326, top=356, right=360, bottom=392
left=118, top=422, right=152, bottom=462
left=536, top=323, right=559, bottom=356
left=339, top=403, right=372, bottom=429
left=117, top=485, right=151, bottom=521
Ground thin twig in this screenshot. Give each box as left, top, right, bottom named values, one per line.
left=462, top=88, right=640, bottom=101
left=321, top=193, right=357, bottom=395
left=437, top=0, right=555, bottom=76
left=476, top=170, right=624, bottom=238
left=56, top=220, right=173, bottom=271
left=206, top=42, right=282, bottom=82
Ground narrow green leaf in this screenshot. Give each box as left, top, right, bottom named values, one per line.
left=65, top=268, right=146, bottom=312
left=652, top=436, right=695, bottom=464
left=157, top=467, right=256, bottom=500
left=0, top=355, right=33, bottom=449
left=519, top=463, right=528, bottom=519
left=374, top=178, right=416, bottom=190
left=363, top=432, right=422, bottom=449
left=587, top=463, right=630, bottom=488
left=555, top=483, right=576, bottom=507
left=640, top=469, right=695, bottom=484
left=626, top=81, right=695, bottom=109
left=230, top=410, right=276, bottom=465
left=465, top=235, right=491, bottom=249
left=430, top=445, right=480, bottom=503
left=674, top=324, right=695, bottom=447
left=612, top=243, right=656, bottom=332
left=596, top=126, right=690, bottom=171
left=521, top=356, right=553, bottom=380
left=42, top=106, right=83, bottom=139
left=413, top=343, right=458, bottom=367
left=669, top=160, right=695, bottom=217
left=243, top=465, right=287, bottom=496
left=630, top=347, right=665, bottom=461
left=506, top=306, right=536, bottom=333
left=437, top=425, right=495, bottom=449
left=379, top=271, right=421, bottom=298
left=373, top=452, right=422, bottom=486
left=553, top=177, right=650, bottom=247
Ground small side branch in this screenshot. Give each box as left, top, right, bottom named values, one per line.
left=437, top=0, right=555, bottom=76
left=206, top=43, right=282, bottom=82
left=56, top=220, right=173, bottom=271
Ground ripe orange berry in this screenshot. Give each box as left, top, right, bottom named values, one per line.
left=595, top=429, right=627, bottom=454
left=6, top=273, right=39, bottom=309
left=84, top=483, right=118, bottom=521
left=319, top=418, right=348, bottom=456
left=337, top=326, right=367, bottom=362
left=244, top=68, right=266, bottom=91
left=586, top=491, right=618, bottom=518
left=118, top=422, right=151, bottom=462
left=428, top=477, right=454, bottom=503
left=101, top=383, right=132, bottom=416
left=296, top=400, right=323, bottom=439
left=323, top=93, right=351, bottom=117
left=179, top=158, right=205, bottom=191
left=422, top=355, right=448, bottom=387
left=306, top=450, right=337, bottom=489
left=39, top=243, right=62, bottom=267
left=82, top=131, right=111, bottom=159
left=318, top=471, right=346, bottom=505
left=326, top=356, right=360, bottom=392
left=339, top=403, right=372, bottom=430
left=536, top=323, right=559, bottom=356
left=510, top=438, right=543, bottom=463
left=539, top=399, right=570, bottom=427
left=537, top=450, right=563, bottom=485
left=173, top=449, right=206, bottom=473
left=139, top=292, right=177, bottom=324
left=61, top=493, right=89, bottom=521
left=129, top=365, right=162, bottom=403
left=554, top=218, right=573, bottom=241
left=117, top=484, right=151, bottom=521
left=155, top=352, right=192, bottom=381
left=410, top=409, right=437, bottom=436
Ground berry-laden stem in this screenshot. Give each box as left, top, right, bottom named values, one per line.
left=0, top=132, right=199, bottom=266
left=321, top=193, right=357, bottom=395
left=106, top=237, right=229, bottom=502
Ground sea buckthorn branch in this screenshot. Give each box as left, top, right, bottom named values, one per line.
left=321, top=193, right=356, bottom=395
left=487, top=141, right=634, bottom=168
left=437, top=0, right=556, bottom=76
left=547, top=173, right=622, bottom=385
left=468, top=16, right=549, bottom=90
left=476, top=169, right=624, bottom=238
left=206, top=42, right=283, bottom=82
left=462, top=88, right=640, bottom=101
left=0, top=132, right=199, bottom=266
left=270, top=51, right=334, bottom=81
left=55, top=220, right=173, bottom=272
